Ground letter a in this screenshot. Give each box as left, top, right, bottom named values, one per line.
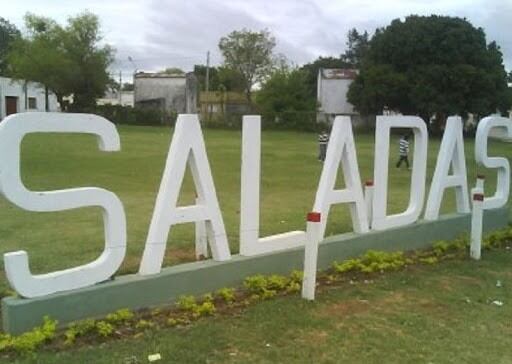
left=424, top=116, right=470, bottom=220
left=139, top=115, right=231, bottom=275
left=312, top=116, right=369, bottom=239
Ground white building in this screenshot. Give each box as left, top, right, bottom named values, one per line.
left=0, top=76, right=59, bottom=120
left=317, top=68, right=358, bottom=123
left=134, top=72, right=197, bottom=113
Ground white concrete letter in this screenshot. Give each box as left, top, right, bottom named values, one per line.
left=139, top=114, right=230, bottom=275
left=239, top=116, right=306, bottom=256
left=372, top=116, right=428, bottom=230
left=424, top=116, right=470, bottom=220
left=0, top=112, right=126, bottom=298
left=475, top=115, right=512, bottom=209
left=312, top=116, right=369, bottom=238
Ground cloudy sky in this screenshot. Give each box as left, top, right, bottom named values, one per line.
left=2, top=0, right=511, bottom=80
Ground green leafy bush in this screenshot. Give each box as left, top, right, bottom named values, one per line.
left=216, top=287, right=236, bottom=303
left=64, top=319, right=96, bottom=344
left=106, top=308, right=134, bottom=324
left=0, top=316, right=57, bottom=353
left=333, top=250, right=411, bottom=274
left=95, top=321, right=114, bottom=337
left=176, top=295, right=197, bottom=311
left=244, top=275, right=268, bottom=294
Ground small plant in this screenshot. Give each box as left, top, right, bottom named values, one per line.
left=289, top=270, right=304, bottom=284
left=419, top=256, right=438, bottom=265
left=176, top=295, right=197, bottom=311
left=64, top=319, right=96, bottom=345
left=0, top=316, right=57, bottom=353
left=266, top=275, right=289, bottom=291
left=195, top=301, right=216, bottom=316
left=333, top=258, right=363, bottom=273
left=95, top=321, right=114, bottom=337
left=333, top=250, right=410, bottom=275
left=286, top=281, right=301, bottom=293
left=135, top=319, right=154, bottom=330
left=202, top=293, right=214, bottom=303
left=244, top=275, right=268, bottom=294
left=106, top=308, right=134, bottom=324
left=216, top=287, right=236, bottom=303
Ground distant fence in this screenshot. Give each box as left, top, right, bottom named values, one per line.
left=85, top=104, right=177, bottom=126
left=86, top=104, right=380, bottom=133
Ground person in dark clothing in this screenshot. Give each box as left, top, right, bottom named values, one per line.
left=396, top=134, right=410, bottom=169
left=318, top=129, right=329, bottom=162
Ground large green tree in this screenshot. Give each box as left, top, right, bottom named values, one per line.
left=340, top=28, right=370, bottom=67
left=8, top=12, right=114, bottom=111
left=255, top=67, right=317, bottom=129
left=347, top=15, right=511, bottom=127
left=194, top=65, right=245, bottom=92
left=0, top=17, right=20, bottom=74
left=218, top=29, right=276, bottom=104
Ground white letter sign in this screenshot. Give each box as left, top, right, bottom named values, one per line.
left=239, top=116, right=306, bottom=256
left=0, top=112, right=126, bottom=298
left=312, top=116, right=369, bottom=238
left=475, top=116, right=512, bottom=209
left=372, top=116, right=428, bottom=230
left=424, top=116, right=470, bottom=220
left=139, top=114, right=231, bottom=275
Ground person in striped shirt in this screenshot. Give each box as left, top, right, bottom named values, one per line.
left=318, top=128, right=329, bottom=162
left=396, top=134, right=410, bottom=169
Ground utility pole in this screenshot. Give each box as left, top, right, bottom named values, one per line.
left=119, top=70, right=122, bottom=105
left=205, top=50, right=210, bottom=93
left=205, top=50, right=210, bottom=121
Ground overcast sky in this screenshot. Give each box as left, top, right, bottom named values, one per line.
left=2, top=0, right=511, bottom=81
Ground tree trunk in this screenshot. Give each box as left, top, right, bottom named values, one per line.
left=45, top=86, right=49, bottom=112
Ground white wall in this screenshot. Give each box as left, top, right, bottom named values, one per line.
left=134, top=76, right=186, bottom=112
left=0, top=77, right=59, bottom=120
left=318, top=77, right=355, bottom=115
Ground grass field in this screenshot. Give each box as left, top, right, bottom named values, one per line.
left=0, top=125, right=510, bottom=295
left=11, top=246, right=512, bottom=363
left=1, top=124, right=512, bottom=363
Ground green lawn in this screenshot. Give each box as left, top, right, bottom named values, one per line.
left=1, top=125, right=512, bottom=363
left=11, top=247, right=512, bottom=363
left=0, top=125, right=509, bottom=295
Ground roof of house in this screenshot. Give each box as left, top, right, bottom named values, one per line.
left=135, top=72, right=187, bottom=79
left=318, top=68, right=358, bottom=80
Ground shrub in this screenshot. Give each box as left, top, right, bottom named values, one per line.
left=216, top=287, right=236, bottom=303
left=176, top=295, right=197, bottom=311
left=106, top=308, right=134, bottom=324
left=64, top=319, right=96, bottom=345
left=0, top=316, right=57, bottom=353
left=95, top=321, right=114, bottom=337
left=244, top=275, right=268, bottom=294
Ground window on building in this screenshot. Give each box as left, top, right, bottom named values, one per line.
left=28, top=97, right=37, bottom=109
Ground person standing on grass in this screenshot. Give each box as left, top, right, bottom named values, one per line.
left=396, top=134, right=410, bottom=169
left=318, top=128, right=329, bottom=162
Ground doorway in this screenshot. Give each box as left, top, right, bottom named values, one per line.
left=5, top=96, right=18, bottom=116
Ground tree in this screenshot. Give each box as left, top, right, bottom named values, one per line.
left=0, top=17, right=20, bottom=74
left=340, top=28, right=370, bottom=67
left=8, top=12, right=114, bottom=111
left=347, top=15, right=512, bottom=128
left=300, top=56, right=351, bottom=100
left=122, top=82, right=134, bottom=91
left=255, top=68, right=317, bottom=130
left=161, top=67, right=184, bottom=75
left=219, top=29, right=276, bottom=104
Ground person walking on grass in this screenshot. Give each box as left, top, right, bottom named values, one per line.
left=318, top=128, right=329, bottom=162
left=396, top=134, right=410, bottom=169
